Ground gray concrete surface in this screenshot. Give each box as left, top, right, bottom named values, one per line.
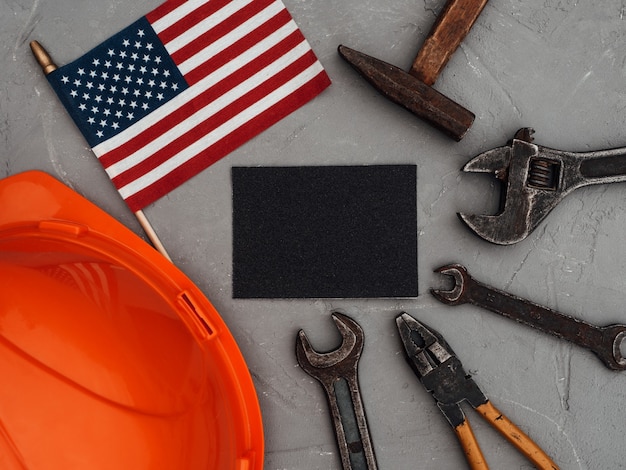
left=2, top=0, right=626, bottom=468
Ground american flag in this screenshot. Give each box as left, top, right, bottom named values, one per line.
left=47, top=0, right=331, bottom=211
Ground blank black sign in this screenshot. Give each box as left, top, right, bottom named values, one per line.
left=232, top=165, right=417, bottom=298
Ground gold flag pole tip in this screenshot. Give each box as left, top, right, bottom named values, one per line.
left=30, top=40, right=58, bottom=75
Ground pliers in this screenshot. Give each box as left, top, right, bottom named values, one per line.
left=395, top=312, right=559, bottom=470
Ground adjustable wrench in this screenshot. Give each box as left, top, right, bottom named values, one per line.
left=459, top=127, right=626, bottom=244
left=296, top=312, right=378, bottom=470
left=431, top=264, right=626, bottom=370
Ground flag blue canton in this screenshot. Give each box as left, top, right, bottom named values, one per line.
left=47, top=17, right=188, bottom=147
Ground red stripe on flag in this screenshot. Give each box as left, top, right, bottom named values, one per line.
left=168, top=0, right=277, bottom=66
left=110, top=50, right=320, bottom=190
left=99, top=28, right=306, bottom=169
left=155, top=0, right=232, bottom=45
left=124, top=69, right=331, bottom=211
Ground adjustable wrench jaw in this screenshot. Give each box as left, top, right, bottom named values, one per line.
left=459, top=128, right=572, bottom=245
left=461, top=145, right=511, bottom=177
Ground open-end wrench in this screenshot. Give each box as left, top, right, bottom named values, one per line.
left=459, top=127, right=626, bottom=244
left=296, top=312, right=378, bottom=470
left=430, top=263, right=626, bottom=370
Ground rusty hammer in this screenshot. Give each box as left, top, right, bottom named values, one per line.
left=338, top=0, right=489, bottom=141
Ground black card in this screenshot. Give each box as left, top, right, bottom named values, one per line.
left=232, top=165, right=417, bottom=298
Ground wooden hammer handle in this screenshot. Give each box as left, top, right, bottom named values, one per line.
left=410, top=0, right=489, bottom=86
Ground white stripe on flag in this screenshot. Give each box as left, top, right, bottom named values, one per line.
left=117, top=60, right=324, bottom=199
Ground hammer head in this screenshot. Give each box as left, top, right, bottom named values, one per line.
left=459, top=128, right=569, bottom=245
left=338, top=45, right=474, bottom=141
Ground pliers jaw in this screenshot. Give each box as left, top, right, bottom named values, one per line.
left=396, top=313, right=487, bottom=427
left=396, top=312, right=453, bottom=377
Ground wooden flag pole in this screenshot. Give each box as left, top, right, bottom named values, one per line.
left=134, top=210, right=172, bottom=261
left=30, top=40, right=173, bottom=262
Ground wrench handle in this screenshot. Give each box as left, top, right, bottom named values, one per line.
left=464, top=277, right=626, bottom=370
left=578, top=149, right=626, bottom=182
left=323, top=376, right=378, bottom=470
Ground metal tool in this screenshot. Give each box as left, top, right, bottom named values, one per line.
left=296, top=312, right=378, bottom=470
left=459, top=127, right=626, bottom=244
left=338, top=0, right=489, bottom=141
left=431, top=263, right=626, bottom=370
left=396, top=312, right=559, bottom=470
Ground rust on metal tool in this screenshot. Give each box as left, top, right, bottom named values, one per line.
left=338, top=0, right=489, bottom=141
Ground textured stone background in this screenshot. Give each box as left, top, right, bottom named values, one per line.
left=2, top=1, right=626, bottom=468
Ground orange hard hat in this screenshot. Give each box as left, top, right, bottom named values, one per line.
left=0, top=171, right=263, bottom=469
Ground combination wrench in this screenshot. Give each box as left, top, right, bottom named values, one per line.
left=431, top=264, right=626, bottom=370
left=296, top=312, right=378, bottom=470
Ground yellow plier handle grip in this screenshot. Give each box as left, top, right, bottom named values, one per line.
left=454, top=418, right=488, bottom=470
left=454, top=401, right=560, bottom=470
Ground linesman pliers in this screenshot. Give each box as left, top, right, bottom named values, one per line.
left=396, top=312, right=559, bottom=470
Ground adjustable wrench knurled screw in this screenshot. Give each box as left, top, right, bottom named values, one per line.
left=296, top=312, right=378, bottom=470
